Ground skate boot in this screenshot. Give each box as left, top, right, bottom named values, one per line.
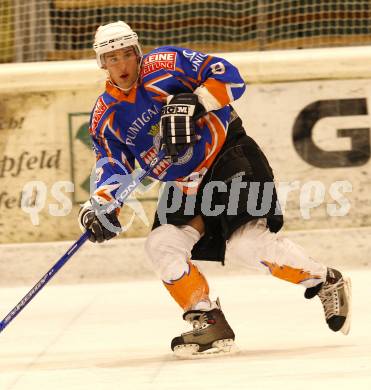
left=171, top=299, right=235, bottom=358
left=305, top=268, right=351, bottom=335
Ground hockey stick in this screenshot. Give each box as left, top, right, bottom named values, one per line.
left=0, top=232, right=90, bottom=333
left=0, top=149, right=167, bottom=333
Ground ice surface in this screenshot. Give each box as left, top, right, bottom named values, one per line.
left=0, top=270, right=370, bottom=390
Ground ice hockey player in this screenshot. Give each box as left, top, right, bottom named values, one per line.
left=78, top=21, right=351, bottom=357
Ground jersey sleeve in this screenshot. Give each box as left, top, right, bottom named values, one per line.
left=174, top=46, right=246, bottom=111
left=88, top=102, right=136, bottom=204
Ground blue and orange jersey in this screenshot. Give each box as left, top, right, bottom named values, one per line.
left=89, top=45, right=246, bottom=201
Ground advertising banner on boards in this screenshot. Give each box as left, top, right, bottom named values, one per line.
left=0, top=78, right=370, bottom=243
left=233, top=78, right=370, bottom=231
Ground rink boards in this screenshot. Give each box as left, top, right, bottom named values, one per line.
left=0, top=46, right=370, bottom=272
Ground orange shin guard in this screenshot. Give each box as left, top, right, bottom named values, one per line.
left=163, top=261, right=210, bottom=311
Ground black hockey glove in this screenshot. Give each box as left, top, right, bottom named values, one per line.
left=160, top=93, right=206, bottom=162
left=78, top=197, right=122, bottom=243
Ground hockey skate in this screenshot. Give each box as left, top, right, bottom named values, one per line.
left=171, top=299, right=236, bottom=358
left=305, top=268, right=351, bottom=335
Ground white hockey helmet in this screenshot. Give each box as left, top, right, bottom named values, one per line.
left=93, top=21, right=142, bottom=68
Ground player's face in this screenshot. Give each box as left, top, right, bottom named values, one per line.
left=103, top=47, right=139, bottom=91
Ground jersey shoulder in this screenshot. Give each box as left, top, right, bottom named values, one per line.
left=141, top=46, right=181, bottom=79
left=141, top=45, right=211, bottom=82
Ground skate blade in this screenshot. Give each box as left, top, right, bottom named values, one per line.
left=173, top=339, right=237, bottom=359
left=340, top=277, right=352, bottom=335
